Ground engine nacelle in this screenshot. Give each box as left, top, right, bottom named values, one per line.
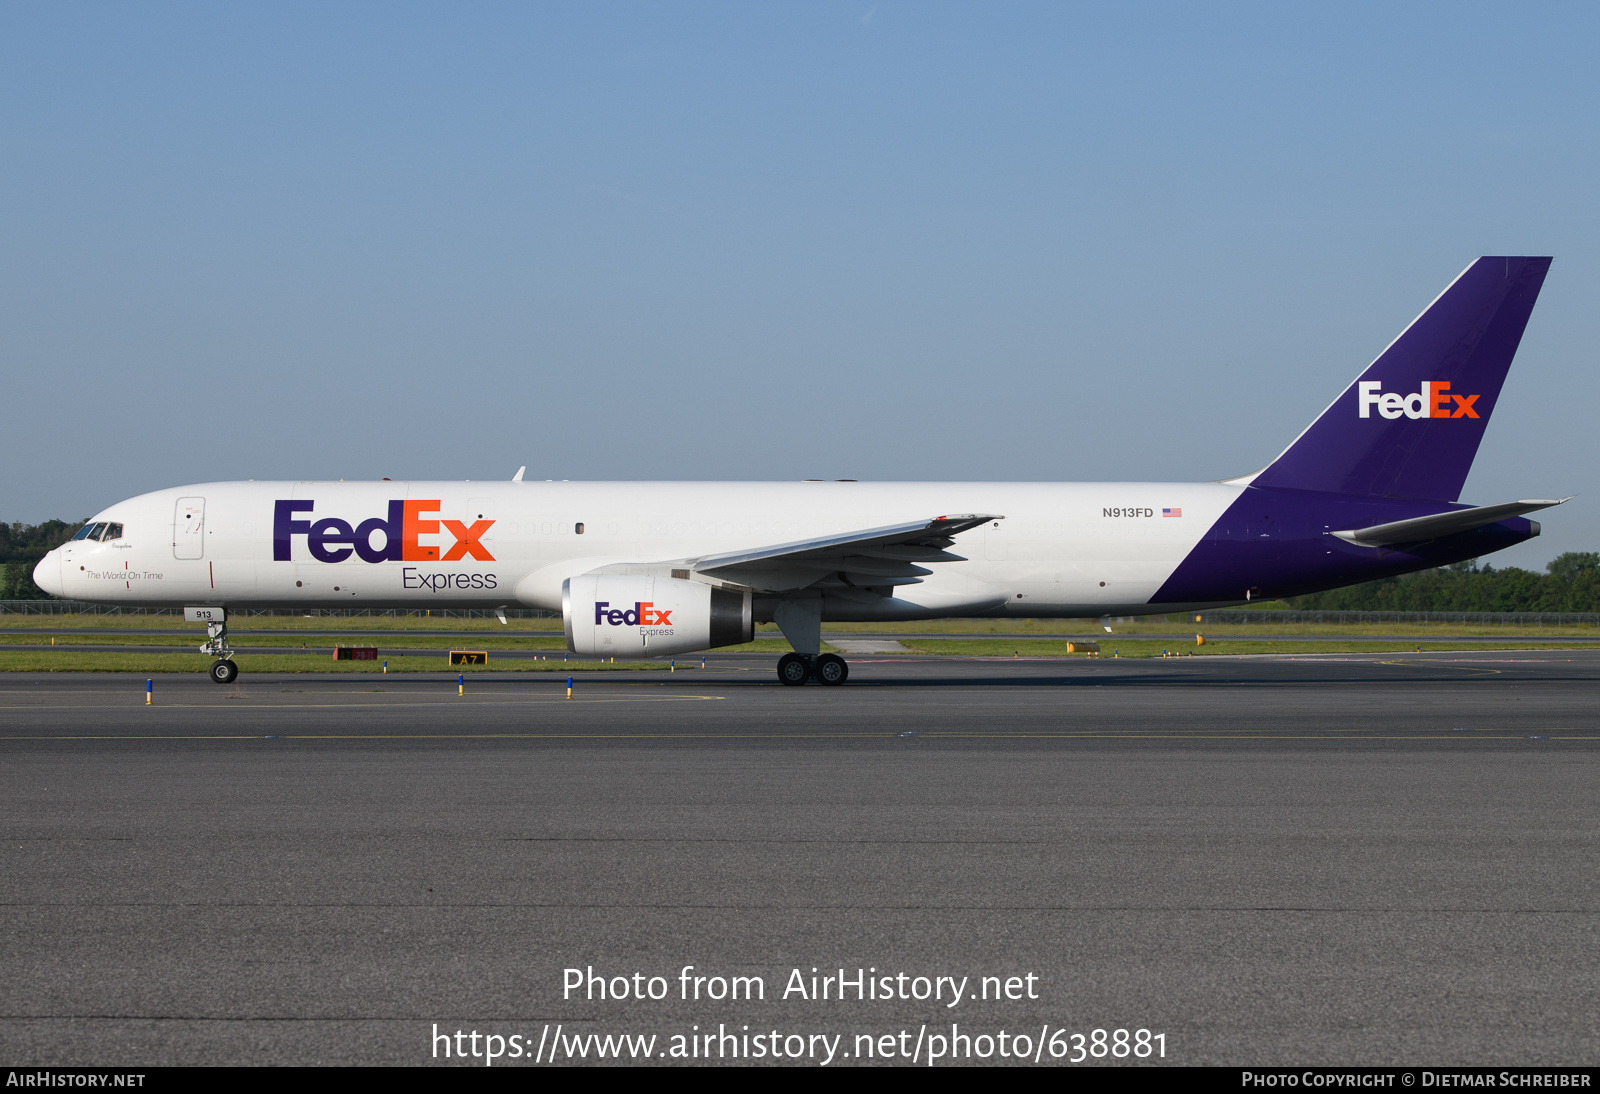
left=563, top=575, right=753, bottom=657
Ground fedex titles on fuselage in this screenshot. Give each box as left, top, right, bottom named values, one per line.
left=1358, top=381, right=1480, bottom=420
left=273, top=499, right=498, bottom=591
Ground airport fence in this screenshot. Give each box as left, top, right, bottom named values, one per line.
left=0, top=600, right=560, bottom=620
left=1185, top=610, right=1600, bottom=627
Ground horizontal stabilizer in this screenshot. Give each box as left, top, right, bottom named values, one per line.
left=1331, top=498, right=1569, bottom=548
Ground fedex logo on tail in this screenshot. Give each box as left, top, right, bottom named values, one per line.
left=274, top=500, right=494, bottom=563
left=594, top=601, right=672, bottom=626
left=1357, top=381, right=1480, bottom=420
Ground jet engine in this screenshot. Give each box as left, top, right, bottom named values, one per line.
left=563, top=574, right=753, bottom=657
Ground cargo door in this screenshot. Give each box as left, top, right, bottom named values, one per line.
left=173, top=497, right=205, bottom=560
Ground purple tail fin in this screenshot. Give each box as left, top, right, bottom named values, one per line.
left=1250, top=256, right=1551, bottom=502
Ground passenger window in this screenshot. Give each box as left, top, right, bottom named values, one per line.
left=102, top=523, right=124, bottom=541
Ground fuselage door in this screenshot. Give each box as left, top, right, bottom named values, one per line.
left=468, top=498, right=497, bottom=556
left=984, top=522, right=1007, bottom=561
left=173, top=497, right=205, bottom=560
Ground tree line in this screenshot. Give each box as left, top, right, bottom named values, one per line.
left=0, top=519, right=85, bottom=599
left=1287, top=552, right=1600, bottom=613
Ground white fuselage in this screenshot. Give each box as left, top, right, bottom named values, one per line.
left=39, top=480, right=1249, bottom=619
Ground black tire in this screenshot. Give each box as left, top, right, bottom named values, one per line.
left=209, top=659, right=239, bottom=685
left=776, top=653, right=811, bottom=686
left=815, top=653, right=849, bottom=686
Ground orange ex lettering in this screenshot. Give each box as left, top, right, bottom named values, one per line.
left=404, top=504, right=497, bottom=562
left=1427, top=381, right=1481, bottom=419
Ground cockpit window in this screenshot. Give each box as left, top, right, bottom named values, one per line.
left=71, top=522, right=121, bottom=541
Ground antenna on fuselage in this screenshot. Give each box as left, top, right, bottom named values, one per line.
left=512, top=466, right=526, bottom=482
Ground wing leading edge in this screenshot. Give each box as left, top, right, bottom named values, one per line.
left=685, top=513, right=1003, bottom=593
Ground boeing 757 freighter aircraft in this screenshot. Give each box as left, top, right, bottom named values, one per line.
left=35, top=257, right=1565, bottom=686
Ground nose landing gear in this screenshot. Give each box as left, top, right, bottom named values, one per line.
left=192, top=611, right=238, bottom=685
left=775, top=652, right=849, bottom=686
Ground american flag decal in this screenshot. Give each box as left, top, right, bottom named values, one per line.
left=1163, top=508, right=1182, bottom=517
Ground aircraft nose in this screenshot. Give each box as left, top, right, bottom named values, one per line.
left=32, top=552, right=63, bottom=598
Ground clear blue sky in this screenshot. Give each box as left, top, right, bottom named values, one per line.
left=3, top=1, right=1596, bottom=570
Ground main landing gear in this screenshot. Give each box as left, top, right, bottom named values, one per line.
left=776, top=652, right=849, bottom=687
left=200, top=617, right=238, bottom=684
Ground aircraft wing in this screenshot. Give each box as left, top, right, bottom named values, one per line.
left=683, top=513, right=1003, bottom=593
left=1331, top=498, right=1570, bottom=548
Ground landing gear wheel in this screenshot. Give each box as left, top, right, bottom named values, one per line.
left=815, top=653, right=848, bottom=686
left=209, top=659, right=239, bottom=685
left=777, top=653, right=812, bottom=686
